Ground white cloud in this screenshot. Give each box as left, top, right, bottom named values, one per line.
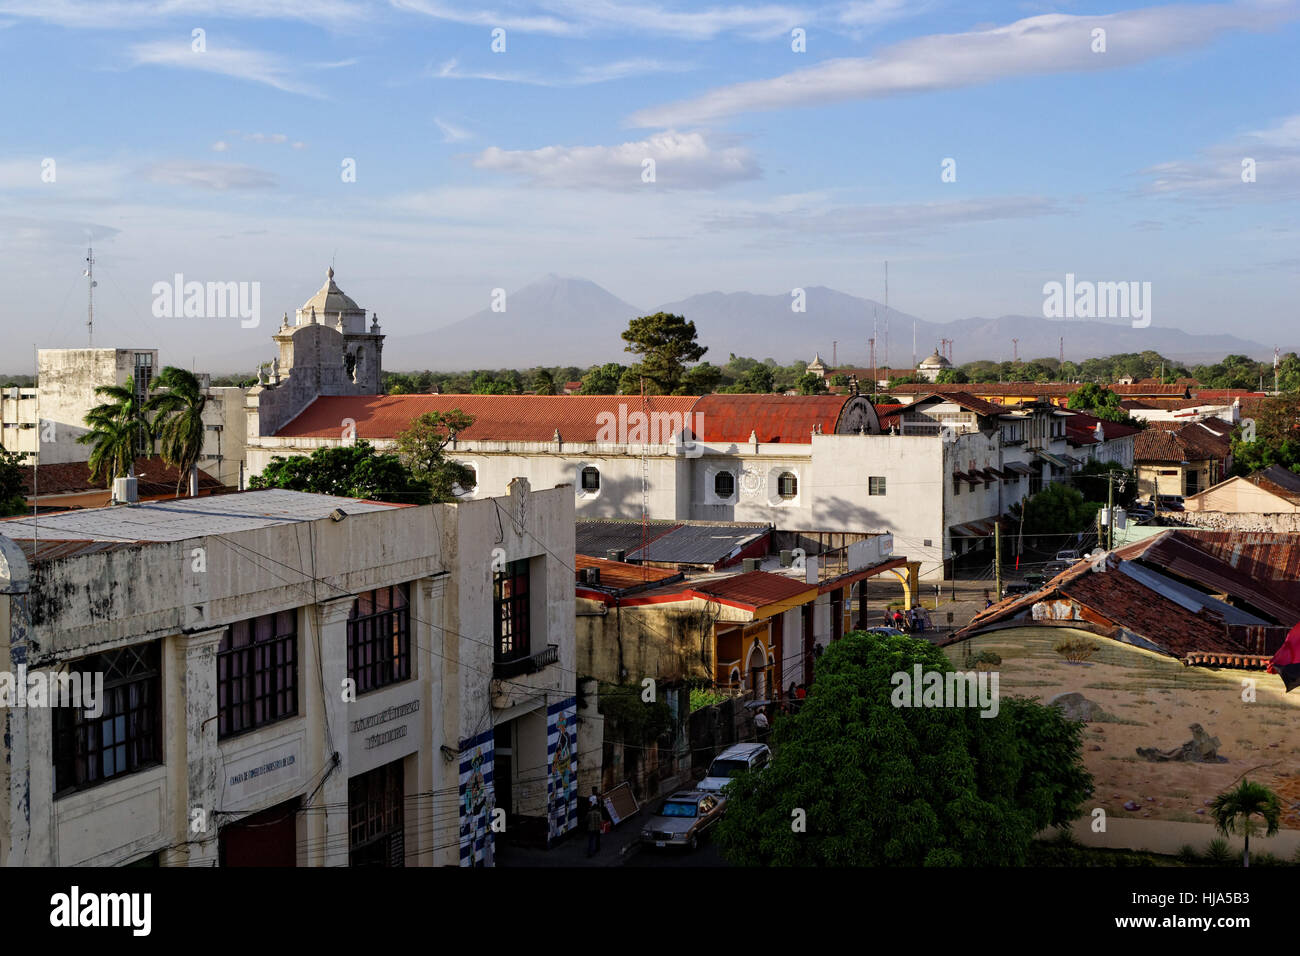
left=472, top=130, right=760, bottom=189
left=143, top=160, right=278, bottom=190
left=212, top=140, right=230, bottom=151
left=244, top=132, right=289, bottom=143
left=628, top=1, right=1299, bottom=126
left=393, top=0, right=805, bottom=39
left=131, top=39, right=323, bottom=96
left=434, top=117, right=472, bottom=142
left=432, top=56, right=690, bottom=86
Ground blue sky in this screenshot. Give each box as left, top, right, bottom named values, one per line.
left=0, top=0, right=1296, bottom=370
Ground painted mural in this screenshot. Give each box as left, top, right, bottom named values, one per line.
left=547, top=696, right=578, bottom=842
left=458, top=727, right=495, bottom=867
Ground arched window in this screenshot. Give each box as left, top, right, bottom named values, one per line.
left=714, top=471, right=735, bottom=499
left=777, top=472, right=798, bottom=499
left=580, top=466, right=600, bottom=492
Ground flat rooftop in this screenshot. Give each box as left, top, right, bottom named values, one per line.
left=0, top=489, right=403, bottom=544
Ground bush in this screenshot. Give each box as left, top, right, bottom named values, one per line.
left=1055, top=638, right=1097, bottom=662
left=965, top=650, right=1002, bottom=671
left=1205, top=837, right=1233, bottom=865
left=689, top=687, right=729, bottom=713
left=1177, top=844, right=1201, bottom=865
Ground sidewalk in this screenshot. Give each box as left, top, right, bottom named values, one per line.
left=494, top=788, right=686, bottom=867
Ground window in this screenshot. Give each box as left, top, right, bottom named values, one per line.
left=218, top=610, right=298, bottom=738
left=714, top=471, right=735, bottom=499
left=777, top=472, right=798, bottom=499
left=580, top=466, right=600, bottom=492
left=953, top=476, right=961, bottom=495
left=494, top=559, right=531, bottom=662
left=348, top=761, right=405, bottom=867
left=133, top=353, right=154, bottom=455
left=868, top=476, right=886, bottom=496
left=347, top=584, right=412, bottom=695
left=53, top=642, right=161, bottom=795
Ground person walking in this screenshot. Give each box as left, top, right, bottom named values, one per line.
left=754, top=706, right=769, bottom=741
left=586, top=799, right=603, bottom=857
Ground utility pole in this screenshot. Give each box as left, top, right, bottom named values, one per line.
left=1012, top=338, right=1019, bottom=364
left=994, top=521, right=1003, bottom=601
left=1107, top=471, right=1115, bottom=549
left=83, top=245, right=97, bottom=347
left=832, top=340, right=837, bottom=368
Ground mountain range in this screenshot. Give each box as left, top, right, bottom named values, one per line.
left=216, top=274, right=1280, bottom=373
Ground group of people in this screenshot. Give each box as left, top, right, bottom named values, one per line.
left=889, top=606, right=928, bottom=633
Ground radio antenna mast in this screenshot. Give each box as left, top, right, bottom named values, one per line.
left=84, top=245, right=97, bottom=347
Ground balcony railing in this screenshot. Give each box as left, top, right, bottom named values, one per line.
left=493, top=643, right=559, bottom=679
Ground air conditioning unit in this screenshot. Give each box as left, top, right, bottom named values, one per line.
left=112, top=475, right=139, bottom=504
left=743, top=558, right=761, bottom=572
left=606, top=549, right=626, bottom=563
left=779, top=549, right=794, bottom=567
left=581, top=567, right=601, bottom=585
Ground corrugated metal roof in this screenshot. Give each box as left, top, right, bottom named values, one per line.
left=691, top=394, right=850, bottom=443
left=11, top=539, right=139, bottom=563
left=1117, top=561, right=1271, bottom=626
left=276, top=394, right=700, bottom=442
left=574, top=554, right=682, bottom=591
left=627, top=524, right=770, bottom=565
left=576, top=519, right=681, bottom=558
left=0, top=489, right=401, bottom=543
left=693, top=570, right=813, bottom=608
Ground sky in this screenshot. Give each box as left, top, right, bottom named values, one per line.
left=0, top=0, right=1297, bottom=372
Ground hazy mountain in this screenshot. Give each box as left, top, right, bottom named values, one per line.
left=200, top=276, right=1277, bottom=375
left=385, top=274, right=644, bottom=370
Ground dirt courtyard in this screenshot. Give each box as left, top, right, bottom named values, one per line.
left=946, top=627, right=1300, bottom=834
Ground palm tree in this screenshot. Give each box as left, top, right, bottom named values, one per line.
left=145, top=367, right=207, bottom=497
left=78, top=377, right=153, bottom=488
left=1210, top=779, right=1281, bottom=867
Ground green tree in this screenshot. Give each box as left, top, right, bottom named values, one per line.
left=1067, top=383, right=1134, bottom=424
left=713, top=631, right=1091, bottom=866
left=579, top=363, right=625, bottom=395
left=145, top=366, right=207, bottom=496
left=531, top=370, right=556, bottom=395
left=0, top=447, right=28, bottom=516
left=934, top=368, right=969, bottom=385
left=1210, top=779, right=1281, bottom=867
left=725, top=365, right=776, bottom=394
left=795, top=372, right=828, bottom=395
left=1021, top=482, right=1099, bottom=536
left=621, top=312, right=707, bottom=394
left=680, top=362, right=723, bottom=395
left=78, top=376, right=153, bottom=487
left=391, top=410, right=476, bottom=501
left=250, top=441, right=431, bottom=504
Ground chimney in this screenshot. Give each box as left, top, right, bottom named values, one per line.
left=1093, top=421, right=1104, bottom=442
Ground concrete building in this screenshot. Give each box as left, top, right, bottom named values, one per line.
left=1134, top=419, right=1234, bottom=501
left=0, top=348, right=247, bottom=490
left=0, top=479, right=575, bottom=867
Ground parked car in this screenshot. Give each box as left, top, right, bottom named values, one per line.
left=1023, top=572, right=1046, bottom=587
left=698, top=742, right=771, bottom=793
left=1149, top=494, right=1185, bottom=512
left=1001, top=582, right=1035, bottom=597
left=866, top=625, right=907, bottom=637
left=1055, top=548, right=1082, bottom=563
left=640, top=790, right=726, bottom=850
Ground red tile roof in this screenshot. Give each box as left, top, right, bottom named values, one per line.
left=691, top=394, right=852, bottom=443
left=1134, top=421, right=1231, bottom=463
left=276, top=394, right=699, bottom=442
left=909, top=391, right=1008, bottom=417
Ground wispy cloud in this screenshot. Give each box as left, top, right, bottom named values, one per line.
left=394, top=0, right=805, bottom=39
left=432, top=56, right=690, bottom=86
left=1139, top=112, right=1300, bottom=200
left=0, top=0, right=371, bottom=29
left=473, top=130, right=759, bottom=189
left=143, top=159, right=278, bottom=190
left=434, top=117, right=473, bottom=142
left=131, top=38, right=323, bottom=96
left=629, top=1, right=1298, bottom=126
left=703, top=194, right=1061, bottom=238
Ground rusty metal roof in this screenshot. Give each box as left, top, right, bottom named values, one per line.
left=574, top=553, right=682, bottom=591
left=692, top=570, right=815, bottom=608
left=690, top=394, right=851, bottom=443
left=275, top=394, right=700, bottom=442
left=21, top=457, right=223, bottom=497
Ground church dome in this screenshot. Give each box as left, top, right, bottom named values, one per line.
left=298, top=266, right=364, bottom=320
left=919, top=350, right=950, bottom=368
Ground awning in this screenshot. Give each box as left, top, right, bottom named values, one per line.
left=951, top=470, right=972, bottom=482
left=1036, top=450, right=1069, bottom=468
left=1003, top=461, right=1033, bottom=476
left=984, top=466, right=1010, bottom=479
left=1061, top=454, right=1084, bottom=467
